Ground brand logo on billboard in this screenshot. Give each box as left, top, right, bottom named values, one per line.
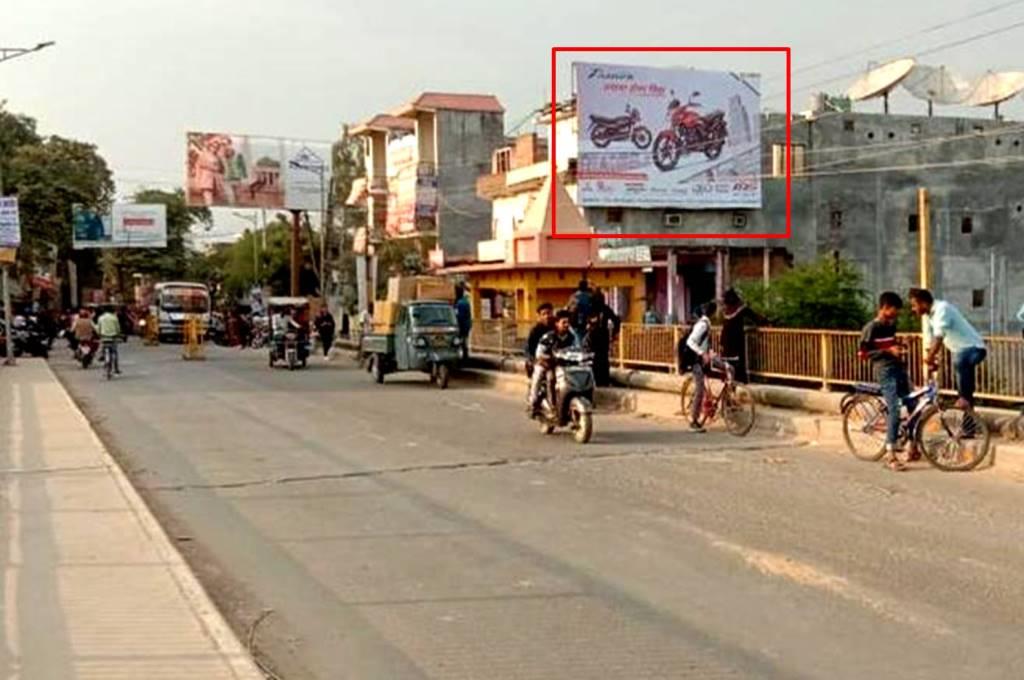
left=586, top=67, right=634, bottom=81
left=288, top=146, right=327, bottom=175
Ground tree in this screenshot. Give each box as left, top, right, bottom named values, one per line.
left=0, top=106, right=41, bottom=184
left=103, top=189, right=211, bottom=298
left=6, top=135, right=115, bottom=289
left=736, top=257, right=871, bottom=330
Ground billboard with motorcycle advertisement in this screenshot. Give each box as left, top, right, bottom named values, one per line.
left=575, top=62, right=761, bottom=209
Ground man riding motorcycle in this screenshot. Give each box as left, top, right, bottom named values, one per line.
left=527, top=310, right=578, bottom=416
left=73, top=309, right=99, bottom=363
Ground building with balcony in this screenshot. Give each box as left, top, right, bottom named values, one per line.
left=348, top=92, right=507, bottom=266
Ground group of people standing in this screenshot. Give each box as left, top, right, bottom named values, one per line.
left=860, top=288, right=988, bottom=471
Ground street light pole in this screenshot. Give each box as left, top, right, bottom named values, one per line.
left=1, top=41, right=55, bottom=365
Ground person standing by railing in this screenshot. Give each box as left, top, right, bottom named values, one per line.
left=721, top=289, right=766, bottom=384
left=909, top=288, right=987, bottom=410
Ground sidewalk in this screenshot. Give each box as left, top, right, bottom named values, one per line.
left=0, top=360, right=262, bottom=679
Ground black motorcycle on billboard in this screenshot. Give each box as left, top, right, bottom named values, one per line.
left=588, top=105, right=652, bottom=150
left=651, top=92, right=728, bottom=172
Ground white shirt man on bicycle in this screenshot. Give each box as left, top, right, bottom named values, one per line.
left=682, top=302, right=716, bottom=433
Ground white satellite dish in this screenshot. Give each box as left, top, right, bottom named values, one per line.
left=966, top=71, right=1024, bottom=118
left=901, top=64, right=971, bottom=116
left=847, top=58, right=917, bottom=113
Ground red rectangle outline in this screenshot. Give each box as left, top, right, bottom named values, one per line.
left=550, top=46, right=791, bottom=240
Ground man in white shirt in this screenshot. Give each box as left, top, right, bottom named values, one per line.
left=683, top=302, right=717, bottom=433
left=909, top=288, right=987, bottom=409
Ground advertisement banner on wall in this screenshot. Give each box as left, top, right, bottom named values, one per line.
left=0, top=197, right=21, bottom=248
left=186, top=132, right=332, bottom=211
left=73, top=204, right=167, bottom=249
left=384, top=135, right=418, bottom=235
left=574, top=62, right=761, bottom=209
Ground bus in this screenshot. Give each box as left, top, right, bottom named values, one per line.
left=151, top=282, right=211, bottom=342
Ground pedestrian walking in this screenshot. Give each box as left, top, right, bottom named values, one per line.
left=314, top=305, right=336, bottom=360
left=454, top=285, right=472, bottom=361
left=860, top=292, right=913, bottom=471
left=720, top=289, right=766, bottom=384
left=909, top=288, right=987, bottom=409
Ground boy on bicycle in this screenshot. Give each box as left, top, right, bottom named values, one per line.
left=859, top=292, right=910, bottom=471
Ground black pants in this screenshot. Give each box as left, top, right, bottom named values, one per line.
left=319, top=331, right=333, bottom=356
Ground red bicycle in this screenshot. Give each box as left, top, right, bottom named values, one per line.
left=680, top=353, right=756, bottom=436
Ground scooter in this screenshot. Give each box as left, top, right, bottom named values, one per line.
left=534, top=348, right=596, bottom=444
left=75, top=338, right=98, bottom=369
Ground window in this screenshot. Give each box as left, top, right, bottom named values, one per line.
left=843, top=119, right=855, bottom=132
left=961, top=216, right=974, bottom=234
left=493, top=148, right=512, bottom=174
left=732, top=212, right=748, bottom=229
left=606, top=207, right=624, bottom=224
left=972, top=289, right=985, bottom=308
left=867, top=131, right=875, bottom=140
left=771, top=143, right=806, bottom=177
left=995, top=138, right=1003, bottom=146
left=908, top=214, right=919, bottom=232
left=887, top=131, right=896, bottom=140
left=830, top=210, right=843, bottom=230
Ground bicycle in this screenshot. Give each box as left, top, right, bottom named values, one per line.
left=101, top=338, right=120, bottom=380
left=841, top=373, right=991, bottom=472
left=680, top=353, right=757, bottom=436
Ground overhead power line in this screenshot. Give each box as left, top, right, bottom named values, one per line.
left=766, top=16, right=1024, bottom=100
left=795, top=0, right=1024, bottom=75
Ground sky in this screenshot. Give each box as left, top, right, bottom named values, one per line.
left=4, top=0, right=1024, bottom=242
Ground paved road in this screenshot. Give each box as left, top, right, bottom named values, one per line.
left=53, top=343, right=1024, bottom=679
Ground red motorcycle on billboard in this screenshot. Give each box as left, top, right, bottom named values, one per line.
left=588, top=104, right=653, bottom=149
left=651, top=92, right=728, bottom=172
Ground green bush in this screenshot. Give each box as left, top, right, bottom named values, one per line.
left=735, top=258, right=871, bottom=330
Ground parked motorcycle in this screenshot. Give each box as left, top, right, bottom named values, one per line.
left=533, top=348, right=596, bottom=444
left=13, top=316, right=49, bottom=359
left=588, top=105, right=652, bottom=149
left=652, top=91, right=728, bottom=171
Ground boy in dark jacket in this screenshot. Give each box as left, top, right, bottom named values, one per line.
left=859, top=291, right=911, bottom=471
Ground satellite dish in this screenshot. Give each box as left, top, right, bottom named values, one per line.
left=847, top=58, right=917, bottom=113
left=966, top=71, right=1024, bottom=118
left=901, top=64, right=971, bottom=115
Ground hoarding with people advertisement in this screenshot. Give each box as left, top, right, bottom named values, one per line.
left=574, top=62, right=761, bottom=209
left=185, top=132, right=331, bottom=211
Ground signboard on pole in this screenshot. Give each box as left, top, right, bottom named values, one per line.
left=0, top=197, right=21, bottom=248
left=73, top=204, right=167, bottom=249
left=574, top=62, right=761, bottom=209
left=185, top=132, right=332, bottom=211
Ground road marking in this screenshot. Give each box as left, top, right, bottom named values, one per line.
left=710, top=538, right=954, bottom=637
left=442, top=398, right=485, bottom=413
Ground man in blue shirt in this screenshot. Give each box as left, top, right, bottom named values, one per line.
left=453, top=284, right=471, bottom=361
left=909, top=288, right=987, bottom=409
